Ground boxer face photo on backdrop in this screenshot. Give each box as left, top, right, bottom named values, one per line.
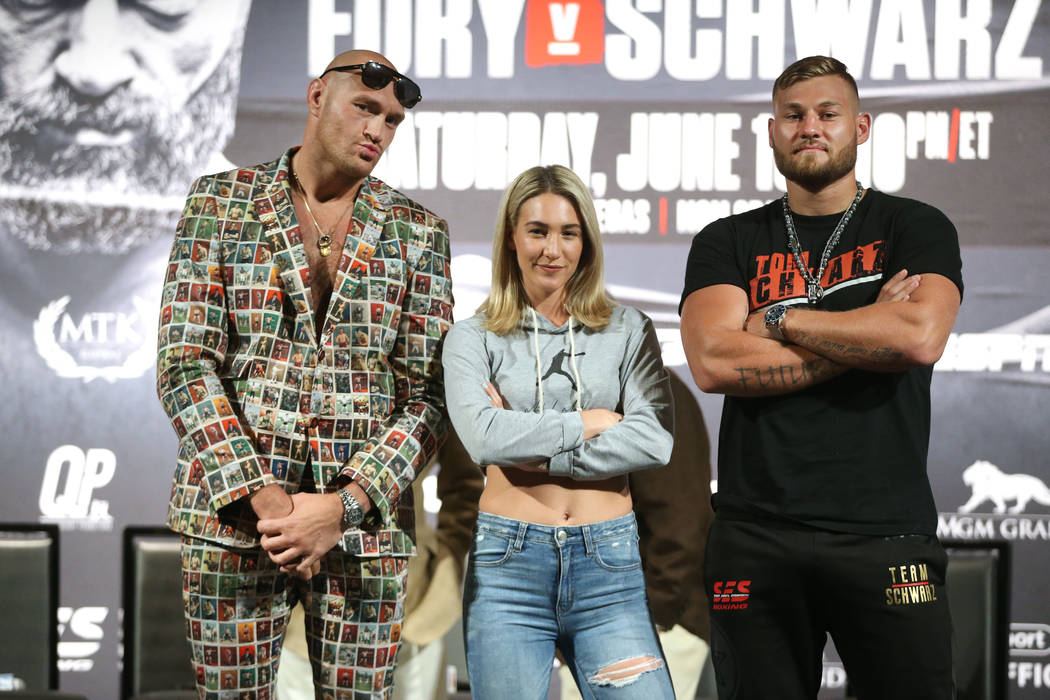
left=0, top=0, right=251, bottom=252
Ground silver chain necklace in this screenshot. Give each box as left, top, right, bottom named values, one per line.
left=781, top=181, right=864, bottom=304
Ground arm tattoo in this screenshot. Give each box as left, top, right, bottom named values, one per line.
left=790, top=329, right=904, bottom=363
left=733, top=357, right=839, bottom=391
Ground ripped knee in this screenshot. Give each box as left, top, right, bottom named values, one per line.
left=588, top=655, right=664, bottom=687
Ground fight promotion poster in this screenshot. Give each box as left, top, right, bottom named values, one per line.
left=0, top=1, right=1047, bottom=697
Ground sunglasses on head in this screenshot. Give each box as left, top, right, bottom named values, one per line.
left=319, top=61, right=422, bottom=109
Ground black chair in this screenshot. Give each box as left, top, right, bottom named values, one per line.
left=121, top=527, right=196, bottom=700
left=0, top=524, right=59, bottom=692
left=843, top=540, right=1011, bottom=700
left=943, top=540, right=1010, bottom=700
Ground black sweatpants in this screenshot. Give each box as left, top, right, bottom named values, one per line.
left=704, top=516, right=955, bottom=700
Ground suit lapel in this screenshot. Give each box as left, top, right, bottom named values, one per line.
left=251, top=151, right=318, bottom=346
left=319, top=178, right=389, bottom=336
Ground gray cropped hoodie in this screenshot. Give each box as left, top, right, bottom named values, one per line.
left=442, top=305, right=673, bottom=480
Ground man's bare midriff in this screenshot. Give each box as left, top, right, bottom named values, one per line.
left=479, top=465, right=632, bottom=526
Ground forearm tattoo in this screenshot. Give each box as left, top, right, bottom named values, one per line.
left=733, top=357, right=840, bottom=392
left=789, top=328, right=904, bottom=364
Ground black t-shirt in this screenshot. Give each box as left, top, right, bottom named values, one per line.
left=681, top=190, right=963, bottom=536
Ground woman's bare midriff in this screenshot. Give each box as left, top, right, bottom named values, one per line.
left=478, top=465, right=632, bottom=526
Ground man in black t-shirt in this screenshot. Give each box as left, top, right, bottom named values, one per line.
left=679, top=56, right=962, bottom=700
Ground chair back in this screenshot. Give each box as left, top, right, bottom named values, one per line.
left=944, top=540, right=1010, bottom=700
left=0, top=524, right=59, bottom=691
left=122, top=528, right=195, bottom=700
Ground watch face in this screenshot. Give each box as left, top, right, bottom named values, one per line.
left=765, top=305, right=785, bottom=327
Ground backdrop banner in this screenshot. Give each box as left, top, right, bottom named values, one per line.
left=0, top=1, right=1047, bottom=697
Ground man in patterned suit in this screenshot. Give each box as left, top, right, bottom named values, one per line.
left=156, top=49, right=453, bottom=699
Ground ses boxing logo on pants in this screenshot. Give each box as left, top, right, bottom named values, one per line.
left=711, top=579, right=751, bottom=611
left=525, top=1, right=604, bottom=66
left=38, top=445, right=115, bottom=531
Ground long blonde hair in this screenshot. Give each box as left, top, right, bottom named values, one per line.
left=480, top=165, right=615, bottom=334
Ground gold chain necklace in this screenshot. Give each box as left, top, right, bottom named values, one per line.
left=290, top=167, right=354, bottom=257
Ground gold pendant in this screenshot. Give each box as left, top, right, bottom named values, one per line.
left=318, top=234, right=332, bottom=257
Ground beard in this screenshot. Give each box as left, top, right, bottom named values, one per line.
left=0, top=41, right=243, bottom=254
left=773, top=138, right=857, bottom=192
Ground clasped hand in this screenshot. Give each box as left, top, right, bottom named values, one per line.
left=252, top=485, right=347, bottom=579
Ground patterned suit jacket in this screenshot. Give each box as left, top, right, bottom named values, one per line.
left=156, top=149, right=453, bottom=555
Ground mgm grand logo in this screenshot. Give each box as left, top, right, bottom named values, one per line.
left=939, top=460, right=1050, bottom=541
left=33, top=295, right=155, bottom=383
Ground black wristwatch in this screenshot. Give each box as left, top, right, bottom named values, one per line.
left=764, top=304, right=788, bottom=341
left=337, top=488, right=366, bottom=530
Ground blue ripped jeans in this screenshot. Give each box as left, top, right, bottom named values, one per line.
left=463, top=511, right=674, bottom=699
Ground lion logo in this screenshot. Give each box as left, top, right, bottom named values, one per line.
left=959, top=460, right=1050, bottom=514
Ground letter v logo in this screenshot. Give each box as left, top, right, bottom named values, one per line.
left=525, top=0, right=604, bottom=67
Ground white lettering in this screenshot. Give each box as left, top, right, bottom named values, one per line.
left=475, top=112, right=509, bottom=189
left=508, top=112, right=543, bottom=179
left=60, top=315, right=94, bottom=343
left=619, top=112, right=741, bottom=193
left=752, top=113, right=786, bottom=192
left=790, top=0, right=873, bottom=75
left=725, top=0, right=784, bottom=80
left=595, top=198, right=651, bottom=234
left=415, top=0, right=472, bottom=78
left=675, top=198, right=732, bottom=234
left=39, top=446, right=115, bottom=520
left=996, top=0, right=1042, bottom=79
left=936, top=333, right=1050, bottom=372
left=605, top=0, right=662, bottom=80
left=714, top=113, right=742, bottom=190
left=905, top=111, right=951, bottom=159
left=870, top=112, right=906, bottom=192
left=378, top=111, right=597, bottom=192
left=307, top=0, right=351, bottom=76
left=477, top=0, right=525, bottom=77
left=1010, top=662, right=1050, bottom=688
left=441, top=112, right=476, bottom=190
left=664, top=0, right=722, bottom=81
left=549, top=3, right=581, bottom=42
left=934, top=0, right=992, bottom=79
left=936, top=514, right=996, bottom=539
left=870, top=0, right=931, bottom=80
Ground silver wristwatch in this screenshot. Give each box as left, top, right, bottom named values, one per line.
left=764, top=304, right=788, bottom=341
left=337, top=488, right=365, bottom=530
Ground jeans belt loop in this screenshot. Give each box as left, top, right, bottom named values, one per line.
left=581, top=524, right=595, bottom=555
left=513, top=521, right=528, bottom=552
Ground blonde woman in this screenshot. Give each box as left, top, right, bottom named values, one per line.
left=442, top=165, right=675, bottom=699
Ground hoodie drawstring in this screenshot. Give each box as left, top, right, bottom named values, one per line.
left=529, top=306, right=583, bottom=413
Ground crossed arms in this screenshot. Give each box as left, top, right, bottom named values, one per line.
left=680, top=269, right=961, bottom=397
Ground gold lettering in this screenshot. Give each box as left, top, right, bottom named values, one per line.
left=919, top=585, right=929, bottom=603
left=930, top=584, right=937, bottom=601
left=885, top=588, right=894, bottom=605
left=899, top=566, right=909, bottom=583
left=887, top=567, right=898, bottom=584
left=909, top=564, right=918, bottom=582
left=908, top=587, right=920, bottom=603
left=919, top=563, right=928, bottom=580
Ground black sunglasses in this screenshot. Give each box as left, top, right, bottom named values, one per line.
left=319, top=61, right=422, bottom=108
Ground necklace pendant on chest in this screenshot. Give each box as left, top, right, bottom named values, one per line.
left=317, top=234, right=333, bottom=257
left=807, top=282, right=823, bottom=304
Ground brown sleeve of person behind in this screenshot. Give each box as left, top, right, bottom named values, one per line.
left=400, top=427, right=484, bottom=646
left=629, top=368, right=714, bottom=642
